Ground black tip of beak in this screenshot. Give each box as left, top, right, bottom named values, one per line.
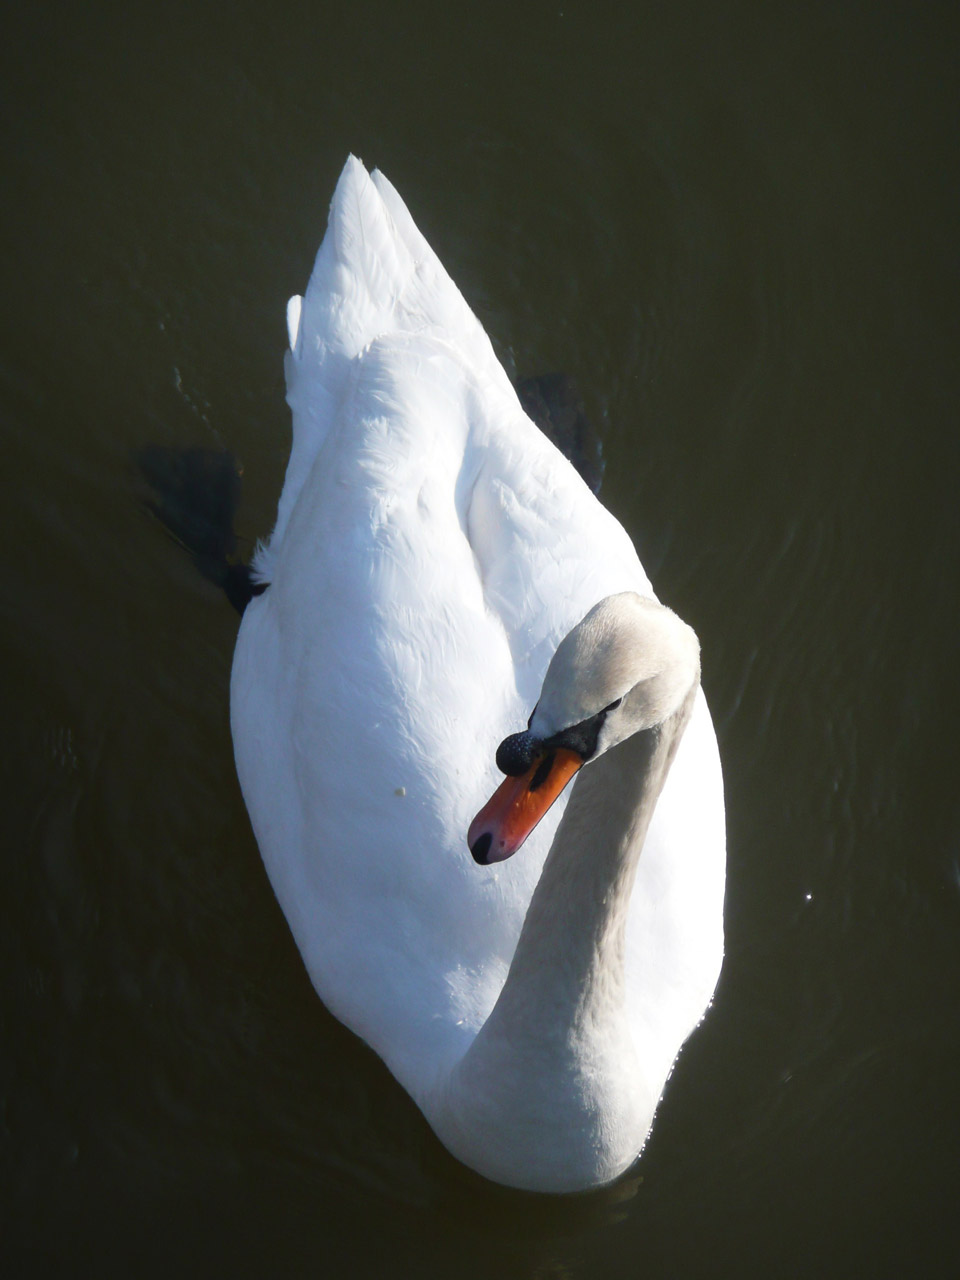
left=471, top=832, right=493, bottom=865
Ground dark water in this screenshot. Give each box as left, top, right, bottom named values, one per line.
left=3, top=2, right=958, bottom=1275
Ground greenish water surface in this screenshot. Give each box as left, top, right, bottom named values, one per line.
left=2, top=2, right=958, bottom=1276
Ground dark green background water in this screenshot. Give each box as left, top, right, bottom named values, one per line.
left=3, top=2, right=958, bottom=1275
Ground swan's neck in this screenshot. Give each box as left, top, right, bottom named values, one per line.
left=432, top=686, right=697, bottom=1191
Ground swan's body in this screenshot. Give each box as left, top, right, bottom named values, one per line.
left=231, top=157, right=725, bottom=1192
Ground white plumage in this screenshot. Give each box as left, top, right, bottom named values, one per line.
left=231, top=156, right=725, bottom=1191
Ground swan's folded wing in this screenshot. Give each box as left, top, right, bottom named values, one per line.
left=460, top=386, right=653, bottom=709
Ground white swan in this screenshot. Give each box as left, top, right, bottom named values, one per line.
left=230, top=156, right=725, bottom=1193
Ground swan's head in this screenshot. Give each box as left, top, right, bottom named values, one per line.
left=468, top=593, right=700, bottom=864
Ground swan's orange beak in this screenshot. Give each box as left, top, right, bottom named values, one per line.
left=468, top=747, right=583, bottom=864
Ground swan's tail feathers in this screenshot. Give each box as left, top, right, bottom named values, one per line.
left=134, top=445, right=267, bottom=617
left=369, top=167, right=435, bottom=268
left=279, top=157, right=418, bottom=537
left=293, top=155, right=417, bottom=369
left=287, top=155, right=485, bottom=391
left=369, top=164, right=494, bottom=356
left=270, top=155, right=504, bottom=560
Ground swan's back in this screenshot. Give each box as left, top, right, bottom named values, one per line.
left=231, top=158, right=720, bottom=1109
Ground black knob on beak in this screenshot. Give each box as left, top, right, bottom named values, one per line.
left=496, top=730, right=539, bottom=776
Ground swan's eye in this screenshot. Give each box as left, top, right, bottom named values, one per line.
left=602, top=697, right=623, bottom=714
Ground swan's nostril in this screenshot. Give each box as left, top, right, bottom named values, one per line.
left=471, top=832, right=493, bottom=864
